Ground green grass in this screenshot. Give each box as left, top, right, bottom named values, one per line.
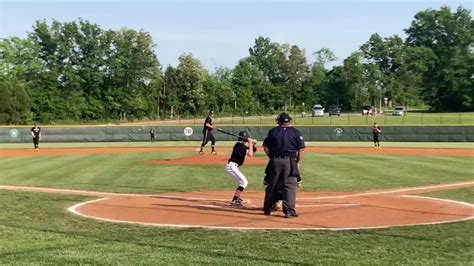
left=137, top=112, right=473, bottom=126
left=0, top=142, right=473, bottom=264
left=1, top=141, right=473, bottom=149
left=0, top=149, right=472, bottom=193
left=287, top=112, right=474, bottom=126
left=3, top=112, right=473, bottom=126
left=422, top=187, right=474, bottom=204
left=0, top=190, right=472, bottom=264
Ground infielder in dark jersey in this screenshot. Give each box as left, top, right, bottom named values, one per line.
left=225, top=131, right=257, bottom=207
left=372, top=123, right=381, bottom=148
left=199, top=110, right=217, bottom=155
left=31, top=123, right=41, bottom=151
left=149, top=128, right=156, bottom=143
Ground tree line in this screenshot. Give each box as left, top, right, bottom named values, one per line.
left=0, top=6, right=472, bottom=124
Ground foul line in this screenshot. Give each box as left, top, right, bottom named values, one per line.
left=1, top=181, right=473, bottom=201
left=299, top=181, right=474, bottom=200
left=400, top=195, right=474, bottom=208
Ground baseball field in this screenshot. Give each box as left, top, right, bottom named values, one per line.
left=0, top=141, right=473, bottom=264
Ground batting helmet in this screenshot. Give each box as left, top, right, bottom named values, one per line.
left=238, top=131, right=249, bottom=141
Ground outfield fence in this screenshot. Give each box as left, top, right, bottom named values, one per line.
left=1, top=125, right=472, bottom=143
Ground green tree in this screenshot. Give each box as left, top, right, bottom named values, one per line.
left=174, top=53, right=208, bottom=116
left=105, top=28, right=161, bottom=120
left=324, top=66, right=351, bottom=109
left=305, top=48, right=336, bottom=109
left=361, top=34, right=404, bottom=107
left=231, top=58, right=263, bottom=114
left=405, top=6, right=473, bottom=111
left=343, top=52, right=366, bottom=111
left=205, top=67, right=236, bottom=114
left=283, top=45, right=310, bottom=109
left=162, top=65, right=180, bottom=118
left=0, top=81, right=30, bottom=124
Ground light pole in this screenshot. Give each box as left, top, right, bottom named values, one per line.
left=376, top=69, right=383, bottom=115
left=161, top=78, right=166, bottom=119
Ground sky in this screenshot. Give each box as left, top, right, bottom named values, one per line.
left=0, top=0, right=472, bottom=70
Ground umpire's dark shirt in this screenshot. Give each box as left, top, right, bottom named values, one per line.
left=263, top=125, right=305, bottom=158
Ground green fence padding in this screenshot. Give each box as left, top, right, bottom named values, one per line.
left=0, top=126, right=472, bottom=143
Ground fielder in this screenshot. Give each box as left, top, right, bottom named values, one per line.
left=372, top=123, right=382, bottom=148
left=31, top=122, right=41, bottom=151
left=149, top=128, right=156, bottom=143
left=225, top=131, right=257, bottom=207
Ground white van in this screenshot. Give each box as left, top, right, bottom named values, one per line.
left=312, top=104, right=324, bottom=117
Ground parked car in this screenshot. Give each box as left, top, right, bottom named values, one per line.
left=312, top=104, right=324, bottom=117
left=392, top=106, right=406, bottom=116
left=362, top=105, right=374, bottom=116
left=328, top=105, right=341, bottom=116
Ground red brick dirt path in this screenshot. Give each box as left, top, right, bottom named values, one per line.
left=1, top=146, right=473, bottom=230
left=1, top=146, right=473, bottom=157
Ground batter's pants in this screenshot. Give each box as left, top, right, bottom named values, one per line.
left=225, top=162, right=249, bottom=188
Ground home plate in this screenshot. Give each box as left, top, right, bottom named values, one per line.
left=199, top=199, right=259, bottom=210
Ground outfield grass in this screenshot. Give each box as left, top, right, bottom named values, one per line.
left=0, top=142, right=473, bottom=264
left=121, top=112, right=473, bottom=126
left=3, top=112, right=472, bottom=127
left=276, top=112, right=473, bottom=126
left=1, top=141, right=473, bottom=149
left=0, top=146, right=472, bottom=193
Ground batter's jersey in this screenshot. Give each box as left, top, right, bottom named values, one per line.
left=31, top=126, right=41, bottom=138
left=228, top=142, right=256, bottom=166
left=203, top=115, right=213, bottom=131
left=263, top=126, right=305, bottom=158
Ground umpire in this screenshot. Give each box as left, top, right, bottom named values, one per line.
left=262, top=112, right=305, bottom=218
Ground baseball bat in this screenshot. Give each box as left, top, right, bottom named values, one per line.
left=216, top=128, right=241, bottom=139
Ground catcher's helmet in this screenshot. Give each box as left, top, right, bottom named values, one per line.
left=238, top=131, right=249, bottom=141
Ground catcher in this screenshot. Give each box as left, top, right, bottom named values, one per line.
left=224, top=131, right=257, bottom=207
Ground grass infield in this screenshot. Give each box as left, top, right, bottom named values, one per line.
left=0, top=142, right=473, bottom=264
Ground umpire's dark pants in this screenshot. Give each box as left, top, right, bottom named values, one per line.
left=263, top=158, right=297, bottom=215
